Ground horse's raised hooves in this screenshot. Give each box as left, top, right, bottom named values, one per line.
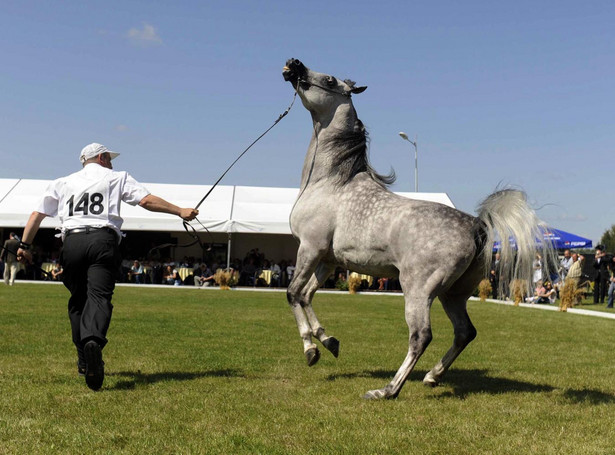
left=305, top=347, right=320, bottom=367
left=321, top=337, right=340, bottom=358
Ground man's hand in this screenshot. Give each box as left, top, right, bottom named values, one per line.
left=17, top=248, right=32, bottom=264
left=180, top=208, right=199, bottom=222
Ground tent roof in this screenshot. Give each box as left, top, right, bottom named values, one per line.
left=541, top=227, right=593, bottom=249
left=0, top=178, right=455, bottom=234
left=493, top=226, right=593, bottom=250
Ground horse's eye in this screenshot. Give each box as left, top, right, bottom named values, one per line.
left=326, top=76, right=337, bottom=87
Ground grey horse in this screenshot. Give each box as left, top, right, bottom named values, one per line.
left=282, top=58, right=551, bottom=400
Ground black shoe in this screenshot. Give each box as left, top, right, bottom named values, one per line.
left=84, top=340, right=104, bottom=391
left=78, top=360, right=104, bottom=377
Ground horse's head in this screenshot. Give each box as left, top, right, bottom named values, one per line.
left=283, top=58, right=367, bottom=117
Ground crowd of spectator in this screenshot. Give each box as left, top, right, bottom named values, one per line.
left=117, top=248, right=298, bottom=288
left=3, top=232, right=612, bottom=299
left=488, top=246, right=615, bottom=306
left=118, top=247, right=405, bottom=291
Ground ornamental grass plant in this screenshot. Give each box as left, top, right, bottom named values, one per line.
left=347, top=275, right=362, bottom=294
left=559, top=279, right=585, bottom=312
left=510, top=279, right=525, bottom=306
left=478, top=279, right=492, bottom=301
left=213, top=269, right=239, bottom=290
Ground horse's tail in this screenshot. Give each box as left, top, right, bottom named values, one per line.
left=476, top=189, right=555, bottom=296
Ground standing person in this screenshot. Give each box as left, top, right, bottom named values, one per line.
left=489, top=252, right=501, bottom=299
left=532, top=253, right=543, bottom=287
left=559, top=249, right=573, bottom=280
left=606, top=256, right=615, bottom=309
left=593, top=245, right=609, bottom=304
left=16, top=143, right=198, bottom=391
left=566, top=253, right=584, bottom=286
left=2, top=232, right=21, bottom=285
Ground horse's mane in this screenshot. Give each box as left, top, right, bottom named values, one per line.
left=326, top=117, right=396, bottom=187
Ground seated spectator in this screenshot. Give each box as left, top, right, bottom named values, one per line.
left=130, top=260, right=144, bottom=284
left=378, top=277, right=389, bottom=291
left=163, top=265, right=181, bottom=286
left=537, top=281, right=556, bottom=304
left=241, top=259, right=257, bottom=286
left=192, top=263, right=203, bottom=285
left=526, top=281, right=545, bottom=304
left=526, top=281, right=556, bottom=304
left=286, top=261, right=296, bottom=283
left=270, top=260, right=281, bottom=287
left=51, top=264, right=63, bottom=281
left=194, top=263, right=215, bottom=287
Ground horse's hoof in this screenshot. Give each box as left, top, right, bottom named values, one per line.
left=305, top=347, right=320, bottom=367
left=423, top=372, right=438, bottom=388
left=321, top=337, right=340, bottom=358
left=363, top=388, right=390, bottom=400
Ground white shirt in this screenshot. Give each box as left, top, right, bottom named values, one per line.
left=37, top=163, right=150, bottom=240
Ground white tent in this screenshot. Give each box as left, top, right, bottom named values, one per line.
left=0, top=178, right=455, bottom=233
left=0, top=178, right=455, bottom=265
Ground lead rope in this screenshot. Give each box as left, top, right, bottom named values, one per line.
left=193, top=91, right=298, bottom=212
left=150, top=91, right=299, bottom=256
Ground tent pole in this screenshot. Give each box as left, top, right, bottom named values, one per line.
left=227, top=232, right=232, bottom=270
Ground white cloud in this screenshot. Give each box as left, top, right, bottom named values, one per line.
left=126, top=23, right=162, bottom=46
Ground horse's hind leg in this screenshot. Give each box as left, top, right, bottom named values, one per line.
left=423, top=294, right=476, bottom=387
left=301, top=263, right=339, bottom=358
left=364, top=277, right=436, bottom=400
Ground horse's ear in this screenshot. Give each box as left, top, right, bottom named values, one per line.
left=351, top=86, right=367, bottom=94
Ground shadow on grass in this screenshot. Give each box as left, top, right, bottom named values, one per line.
left=106, top=368, right=245, bottom=390
left=559, top=388, right=615, bottom=405
left=327, top=368, right=615, bottom=404
left=427, top=369, right=555, bottom=399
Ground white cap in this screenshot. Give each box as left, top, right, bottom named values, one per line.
left=79, top=143, right=120, bottom=164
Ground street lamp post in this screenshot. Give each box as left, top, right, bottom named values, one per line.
left=398, top=132, right=418, bottom=192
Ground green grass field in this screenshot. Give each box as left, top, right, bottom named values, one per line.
left=2, top=284, right=615, bottom=454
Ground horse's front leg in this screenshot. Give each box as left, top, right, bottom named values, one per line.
left=301, top=263, right=339, bottom=358
left=286, top=246, right=326, bottom=366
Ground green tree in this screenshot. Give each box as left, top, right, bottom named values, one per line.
left=600, top=224, right=615, bottom=253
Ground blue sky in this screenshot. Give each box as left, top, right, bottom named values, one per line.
left=1, top=1, right=612, bottom=244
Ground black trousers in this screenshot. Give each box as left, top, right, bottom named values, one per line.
left=594, top=276, right=608, bottom=303
left=60, top=228, right=120, bottom=363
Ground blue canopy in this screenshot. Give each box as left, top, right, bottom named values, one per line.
left=493, top=227, right=593, bottom=250
left=540, top=227, right=593, bottom=249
